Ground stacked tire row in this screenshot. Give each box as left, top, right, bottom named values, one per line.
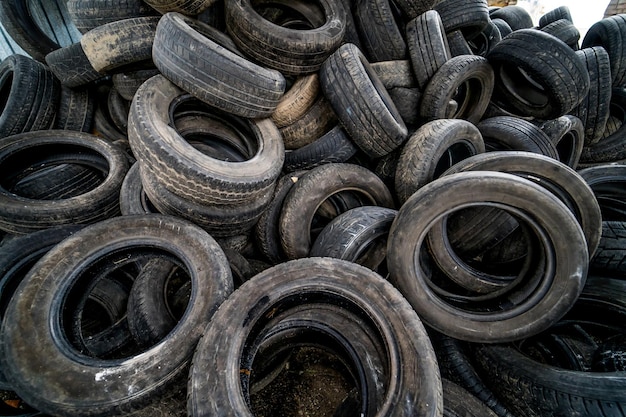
left=0, top=0, right=624, bottom=416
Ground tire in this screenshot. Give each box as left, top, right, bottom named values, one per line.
left=488, top=5, right=534, bottom=31
left=44, top=42, right=103, bottom=87
left=283, top=125, right=358, bottom=172
left=128, top=75, right=284, bottom=206
left=254, top=170, right=309, bottom=264
left=419, top=54, right=494, bottom=124
left=370, top=59, right=417, bottom=88
left=470, top=277, right=626, bottom=417
left=153, top=12, right=286, bottom=118
left=539, top=19, right=580, bottom=50
left=442, top=379, right=499, bottom=417
left=569, top=46, right=612, bottom=146
left=578, top=164, right=626, bottom=222
left=0, top=214, right=233, bottom=416
left=187, top=257, right=443, bottom=417
left=0, top=130, right=130, bottom=234
left=111, top=67, right=160, bottom=101
left=0, top=0, right=80, bottom=62
left=491, top=17, right=512, bottom=38
left=538, top=5, right=573, bottom=27
left=478, top=116, right=559, bottom=158
left=590, top=221, right=626, bottom=278
left=279, top=94, right=337, bottom=150
left=446, top=30, right=473, bottom=57
left=310, top=206, right=397, bottom=271
left=538, top=114, right=585, bottom=168
left=580, top=88, right=626, bottom=163
left=394, top=119, right=485, bottom=203
left=143, top=0, right=215, bottom=14
left=487, top=29, right=590, bottom=119
left=467, top=20, right=502, bottom=57
left=392, top=0, right=436, bottom=20
left=406, top=10, right=451, bottom=90
left=119, top=161, right=159, bottom=215
left=388, top=86, right=422, bottom=127
left=225, top=0, right=346, bottom=75
left=582, top=14, right=626, bottom=88
left=432, top=0, right=490, bottom=40
left=320, top=42, right=408, bottom=158
left=279, top=163, right=394, bottom=259
left=386, top=171, right=589, bottom=343
left=0, top=54, right=60, bottom=139
left=54, top=84, right=96, bottom=132
left=0, top=224, right=84, bottom=390
left=107, top=87, right=130, bottom=135
left=354, top=0, right=407, bottom=62
left=271, top=73, right=320, bottom=128
left=67, top=0, right=159, bottom=33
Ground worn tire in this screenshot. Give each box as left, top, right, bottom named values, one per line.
left=407, top=10, right=451, bottom=90
left=582, top=14, right=626, bottom=88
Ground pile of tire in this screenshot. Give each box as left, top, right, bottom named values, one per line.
left=0, top=0, right=624, bottom=416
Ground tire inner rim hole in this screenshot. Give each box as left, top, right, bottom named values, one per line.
left=0, top=144, right=109, bottom=199
left=312, top=190, right=376, bottom=241
left=58, top=248, right=190, bottom=360
left=170, top=94, right=258, bottom=162
left=499, top=64, right=549, bottom=108
left=252, top=0, right=325, bottom=29
left=433, top=142, right=476, bottom=179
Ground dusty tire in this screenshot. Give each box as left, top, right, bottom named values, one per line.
left=478, top=116, right=559, bottom=158
left=67, top=0, right=159, bottom=33
left=406, top=10, right=451, bottom=90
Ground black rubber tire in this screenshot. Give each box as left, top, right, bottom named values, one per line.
left=467, top=19, right=502, bottom=57
left=0, top=0, right=80, bottom=62
left=394, top=118, right=485, bottom=204
left=111, top=67, right=160, bottom=102
left=487, top=29, right=591, bottom=119
left=310, top=206, right=397, bottom=271
left=279, top=162, right=395, bottom=259
left=0, top=224, right=84, bottom=389
left=139, top=163, right=274, bottom=237
left=446, top=29, right=473, bottom=57
left=0, top=130, right=129, bottom=234
left=386, top=170, right=589, bottom=343
left=406, top=10, right=451, bottom=90
left=538, top=5, right=573, bottom=27
left=128, top=75, right=284, bottom=206
left=580, top=88, right=626, bottom=163
left=0, top=54, right=60, bottom=139
left=254, top=170, right=309, bottom=264
left=354, top=0, right=407, bottom=62
left=470, top=277, right=626, bottom=417
left=490, top=17, right=512, bottom=38
left=538, top=114, right=585, bottom=168
left=582, top=14, right=626, bottom=88
left=370, top=59, right=416, bottom=89
left=153, top=12, right=286, bottom=118
left=570, top=46, right=612, bottom=146
left=225, top=0, right=346, bottom=75
left=320, top=42, right=408, bottom=158
left=144, top=0, right=214, bottom=14
left=10, top=163, right=104, bottom=201
left=279, top=94, right=337, bottom=150
left=392, top=0, right=436, bottom=20
left=442, top=379, right=499, bottom=417
left=432, top=0, right=490, bottom=40
left=539, top=19, right=580, bottom=50
left=44, top=42, right=103, bottom=87
left=419, top=54, right=495, bottom=124
left=67, top=0, right=159, bottom=33
left=107, top=87, right=130, bottom=136
left=578, top=164, right=626, bottom=222
left=283, top=125, right=358, bottom=172
left=477, top=116, right=559, bottom=158
left=388, top=86, right=422, bottom=127
left=187, top=257, right=443, bottom=417
left=488, top=5, right=533, bottom=31
left=590, top=221, right=626, bottom=278
left=119, top=161, right=159, bottom=215
left=0, top=214, right=233, bottom=416
left=54, top=84, right=96, bottom=132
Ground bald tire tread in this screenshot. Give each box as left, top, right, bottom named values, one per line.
left=582, top=14, right=626, bottom=88
left=570, top=47, right=612, bottom=146
left=0, top=215, right=233, bottom=416
left=590, top=221, right=626, bottom=278
left=320, top=43, right=408, bottom=158
left=432, top=0, right=490, bottom=41
left=279, top=163, right=395, bottom=260
left=419, top=54, right=494, bottom=124
left=406, top=10, right=451, bottom=90
left=283, top=125, right=358, bottom=172
left=470, top=277, right=626, bottom=417
left=0, top=130, right=129, bottom=234
left=353, top=0, right=407, bottom=62
left=128, top=75, right=284, bottom=206
left=0, top=54, right=60, bottom=139
left=67, top=0, right=159, bottom=33
left=486, top=29, right=590, bottom=119
left=187, top=258, right=443, bottom=417
left=394, top=119, right=485, bottom=204
left=478, top=116, right=559, bottom=158
left=225, top=0, right=346, bottom=75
